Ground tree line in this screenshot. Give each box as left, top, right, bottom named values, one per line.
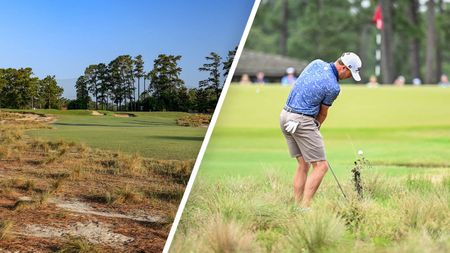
left=0, top=48, right=236, bottom=112
left=247, top=0, right=449, bottom=84
left=72, top=48, right=236, bottom=113
left=0, top=68, right=63, bottom=109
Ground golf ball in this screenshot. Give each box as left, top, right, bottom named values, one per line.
left=358, top=150, right=364, bottom=155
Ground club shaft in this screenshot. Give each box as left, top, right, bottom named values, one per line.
left=327, top=161, right=347, bottom=200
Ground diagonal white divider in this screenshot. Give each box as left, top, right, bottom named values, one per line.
left=162, top=1, right=262, bottom=252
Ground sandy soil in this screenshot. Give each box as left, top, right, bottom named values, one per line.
left=0, top=111, right=189, bottom=252
left=113, top=113, right=136, bottom=118
left=91, top=111, right=105, bottom=116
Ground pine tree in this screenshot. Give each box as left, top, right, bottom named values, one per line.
left=39, top=75, right=63, bottom=109
left=199, top=52, right=222, bottom=108
left=85, top=64, right=99, bottom=109
left=148, top=54, right=185, bottom=111
left=75, top=75, right=90, bottom=109
left=96, top=63, right=110, bottom=110
left=223, top=47, right=237, bottom=78
left=134, top=55, right=145, bottom=111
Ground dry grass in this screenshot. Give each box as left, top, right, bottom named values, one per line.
left=110, top=187, right=144, bottom=205
left=176, top=114, right=211, bottom=127
left=117, top=153, right=144, bottom=175
left=172, top=169, right=450, bottom=253
left=0, top=220, right=13, bottom=241
left=57, top=237, right=103, bottom=253
left=0, top=110, right=193, bottom=252
left=172, top=216, right=259, bottom=253
left=21, top=179, right=36, bottom=192
left=13, top=191, right=52, bottom=211
left=146, top=159, right=195, bottom=184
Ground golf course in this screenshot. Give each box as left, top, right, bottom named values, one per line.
left=23, top=110, right=206, bottom=160
left=171, top=85, right=450, bottom=252
left=198, top=85, right=450, bottom=179
left=0, top=110, right=207, bottom=252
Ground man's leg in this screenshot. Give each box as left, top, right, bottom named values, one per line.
left=293, top=156, right=310, bottom=202
left=301, top=160, right=328, bottom=207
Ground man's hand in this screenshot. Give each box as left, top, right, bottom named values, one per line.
left=316, top=104, right=330, bottom=127
left=284, top=120, right=299, bottom=134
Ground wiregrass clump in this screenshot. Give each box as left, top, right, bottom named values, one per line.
left=172, top=215, right=260, bottom=253
left=13, top=190, right=52, bottom=211
left=176, top=114, right=211, bottom=127
left=172, top=167, right=450, bottom=253
left=146, top=159, right=195, bottom=184
left=97, top=152, right=145, bottom=175
left=110, top=186, right=144, bottom=205
left=0, top=220, right=14, bottom=240
left=57, top=237, right=103, bottom=253
left=286, top=210, right=347, bottom=253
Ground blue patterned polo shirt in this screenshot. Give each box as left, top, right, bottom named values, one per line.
left=284, top=59, right=340, bottom=117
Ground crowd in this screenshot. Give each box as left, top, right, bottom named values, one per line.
left=367, top=74, right=449, bottom=87
left=239, top=67, right=298, bottom=86
left=239, top=68, right=450, bottom=87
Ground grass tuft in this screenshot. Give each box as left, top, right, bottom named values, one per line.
left=57, top=237, right=103, bottom=253
left=203, top=216, right=259, bottom=253
left=287, top=210, right=347, bottom=253
left=0, top=220, right=13, bottom=240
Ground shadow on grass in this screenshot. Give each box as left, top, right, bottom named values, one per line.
left=53, top=122, right=170, bottom=127
left=152, top=136, right=204, bottom=141
left=372, top=161, right=450, bottom=168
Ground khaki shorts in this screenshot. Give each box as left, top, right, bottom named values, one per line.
left=279, top=109, right=326, bottom=162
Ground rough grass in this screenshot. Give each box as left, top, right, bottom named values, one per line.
left=172, top=170, right=450, bottom=253
left=170, top=85, right=450, bottom=253
left=0, top=220, right=13, bottom=241
left=0, top=110, right=195, bottom=252
left=196, top=86, right=450, bottom=179
left=176, top=114, right=211, bottom=127
left=57, top=237, right=103, bottom=253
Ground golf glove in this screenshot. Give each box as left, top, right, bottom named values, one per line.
left=284, top=120, right=299, bottom=134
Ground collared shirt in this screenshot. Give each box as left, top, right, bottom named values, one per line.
left=284, top=59, right=340, bottom=117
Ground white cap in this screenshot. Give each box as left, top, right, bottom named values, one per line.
left=286, top=67, right=295, bottom=74
left=340, top=52, right=362, bottom=81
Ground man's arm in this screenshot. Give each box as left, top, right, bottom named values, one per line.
left=316, top=104, right=330, bottom=126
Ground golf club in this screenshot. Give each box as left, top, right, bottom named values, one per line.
left=327, top=161, right=347, bottom=200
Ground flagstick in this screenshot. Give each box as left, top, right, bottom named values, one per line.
left=373, top=4, right=383, bottom=82
left=375, top=32, right=381, bottom=79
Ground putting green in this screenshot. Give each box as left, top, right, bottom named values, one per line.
left=25, top=110, right=206, bottom=160
left=199, top=85, right=450, bottom=180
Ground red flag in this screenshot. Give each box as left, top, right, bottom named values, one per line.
left=372, top=5, right=383, bottom=30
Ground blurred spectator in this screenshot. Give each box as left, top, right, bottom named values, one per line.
left=438, top=74, right=449, bottom=87
left=254, top=71, right=267, bottom=84
left=239, top=73, right=251, bottom=85
left=412, top=78, right=422, bottom=86
left=394, top=75, right=405, bottom=86
left=281, top=67, right=297, bottom=86
left=366, top=75, right=379, bottom=88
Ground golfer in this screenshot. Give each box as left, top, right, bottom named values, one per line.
left=280, top=52, right=362, bottom=208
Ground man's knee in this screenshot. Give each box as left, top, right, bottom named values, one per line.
left=296, top=156, right=310, bottom=169
left=313, top=160, right=329, bottom=172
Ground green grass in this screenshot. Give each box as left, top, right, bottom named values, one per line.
left=173, top=172, right=450, bottom=253
left=21, top=110, right=206, bottom=160
left=171, top=85, right=450, bottom=253
left=200, top=85, right=450, bottom=180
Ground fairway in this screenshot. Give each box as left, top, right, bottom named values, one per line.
left=24, top=110, right=206, bottom=160
left=200, top=85, right=450, bottom=180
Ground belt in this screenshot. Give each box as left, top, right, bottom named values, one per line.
left=283, top=106, right=315, bottom=118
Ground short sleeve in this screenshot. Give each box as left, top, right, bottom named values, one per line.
left=322, top=89, right=340, bottom=106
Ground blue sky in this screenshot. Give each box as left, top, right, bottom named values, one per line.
left=0, top=0, right=254, bottom=98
